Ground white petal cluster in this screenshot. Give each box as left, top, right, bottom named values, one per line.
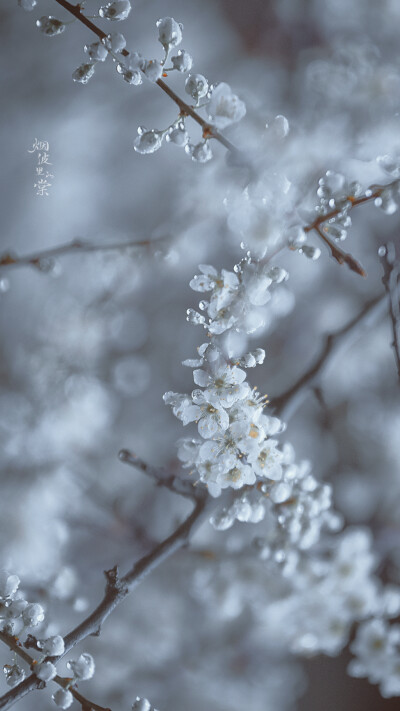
left=39, top=634, right=65, bottom=656
left=117, top=52, right=143, bottom=85
left=36, top=661, right=57, bottom=682
left=99, top=1, right=132, bottom=21
left=171, top=50, right=193, bottom=73
left=67, top=652, right=95, bottom=680
left=84, top=41, right=108, bottom=63
left=349, top=615, right=400, bottom=697
left=261, top=529, right=386, bottom=657
left=207, top=82, right=246, bottom=129
left=164, top=339, right=286, bottom=496
left=0, top=571, right=45, bottom=636
left=102, top=32, right=127, bottom=53
left=187, top=261, right=287, bottom=335
left=157, top=17, right=183, bottom=51
left=53, top=688, right=73, bottom=709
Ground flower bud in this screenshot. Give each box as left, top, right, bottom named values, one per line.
left=36, top=16, right=66, bottom=36
left=185, top=74, right=209, bottom=100
left=156, top=17, right=183, bottom=49
left=99, top=1, right=131, bottom=21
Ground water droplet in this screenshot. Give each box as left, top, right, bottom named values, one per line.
left=378, top=245, right=387, bottom=257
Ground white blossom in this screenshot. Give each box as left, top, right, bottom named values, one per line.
left=156, top=17, right=183, bottom=50
left=22, top=602, right=45, bottom=627
left=36, top=661, right=57, bottom=682
left=207, top=82, right=246, bottom=129
left=171, top=50, right=193, bottom=73
left=67, top=652, right=95, bottom=680
left=99, top=1, right=132, bottom=21
left=53, top=688, right=74, bottom=709
left=39, top=635, right=65, bottom=656
left=142, top=60, right=162, bottom=83
left=134, top=127, right=164, bottom=155
left=84, top=42, right=108, bottom=63
left=102, top=32, right=127, bottom=53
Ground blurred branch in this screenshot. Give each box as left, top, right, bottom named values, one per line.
left=0, top=493, right=216, bottom=710
left=0, top=236, right=168, bottom=272
left=270, top=291, right=390, bottom=420
left=0, top=631, right=111, bottom=711
left=118, top=449, right=200, bottom=500
left=53, top=0, right=243, bottom=160
left=380, top=242, right=400, bottom=380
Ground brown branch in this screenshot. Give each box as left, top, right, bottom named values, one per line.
left=0, top=631, right=110, bottom=711
left=0, top=236, right=167, bottom=272
left=380, top=242, right=400, bottom=380
left=118, top=449, right=200, bottom=500
left=314, top=224, right=366, bottom=277
left=53, top=1, right=242, bottom=160
left=269, top=292, right=390, bottom=420
left=0, top=493, right=218, bottom=711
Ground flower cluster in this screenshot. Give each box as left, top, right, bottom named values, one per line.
left=0, top=570, right=95, bottom=708
left=349, top=615, right=400, bottom=697
left=187, top=259, right=288, bottom=335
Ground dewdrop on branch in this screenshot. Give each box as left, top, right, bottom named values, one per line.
left=99, top=1, right=132, bottom=21
left=72, top=63, right=96, bottom=84
left=185, top=73, right=209, bottom=101
left=36, top=17, right=66, bottom=36
left=166, top=125, right=190, bottom=147
left=3, top=664, right=25, bottom=688
left=134, top=127, right=165, bottom=155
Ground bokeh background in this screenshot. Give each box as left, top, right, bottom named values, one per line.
left=1, top=0, right=400, bottom=709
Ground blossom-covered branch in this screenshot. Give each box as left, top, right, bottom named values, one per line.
left=0, top=631, right=110, bottom=711
left=52, top=0, right=242, bottom=160
left=0, top=494, right=215, bottom=710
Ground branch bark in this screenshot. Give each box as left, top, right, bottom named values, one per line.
left=118, top=449, right=200, bottom=500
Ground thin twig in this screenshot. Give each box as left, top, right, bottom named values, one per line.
left=270, top=292, right=390, bottom=420
left=0, top=236, right=167, bottom=271
left=118, top=449, right=200, bottom=500
left=0, top=631, right=111, bottom=711
left=303, top=186, right=385, bottom=277
left=314, top=224, right=366, bottom=277
left=0, top=493, right=217, bottom=711
left=380, top=242, right=400, bottom=380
